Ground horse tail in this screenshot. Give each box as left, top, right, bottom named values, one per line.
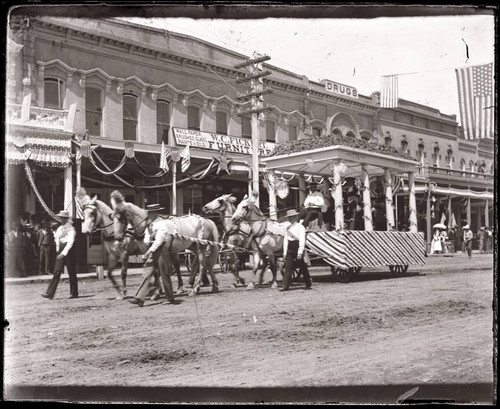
left=206, top=218, right=219, bottom=269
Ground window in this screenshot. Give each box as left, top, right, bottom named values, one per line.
left=44, top=78, right=64, bottom=109
left=156, top=100, right=170, bottom=144
left=401, top=139, right=408, bottom=153
left=216, top=111, right=228, bottom=135
left=187, top=106, right=200, bottom=131
left=85, top=87, right=102, bottom=136
left=266, top=120, right=276, bottom=142
left=123, top=93, right=137, bottom=141
left=312, top=127, right=322, bottom=137
left=346, top=131, right=356, bottom=139
left=289, top=124, right=297, bottom=141
left=241, top=116, right=252, bottom=138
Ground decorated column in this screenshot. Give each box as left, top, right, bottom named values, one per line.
left=408, top=172, right=418, bottom=233
left=384, top=168, right=395, bottom=231
left=426, top=184, right=432, bottom=252
left=361, top=164, right=373, bottom=231
left=485, top=198, right=489, bottom=227
left=298, top=174, right=306, bottom=205
left=64, top=165, right=73, bottom=217
left=447, top=194, right=452, bottom=229
left=331, top=160, right=344, bottom=230
left=267, top=172, right=278, bottom=221
left=466, top=196, right=471, bottom=226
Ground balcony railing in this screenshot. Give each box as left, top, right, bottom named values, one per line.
left=427, top=165, right=494, bottom=181
left=6, top=103, right=71, bottom=130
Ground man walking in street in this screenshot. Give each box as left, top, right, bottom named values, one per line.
left=280, top=209, right=312, bottom=291
left=41, top=211, right=78, bottom=299
left=462, top=225, right=474, bottom=259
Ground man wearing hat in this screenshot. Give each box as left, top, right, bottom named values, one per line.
left=129, top=203, right=176, bottom=306
left=42, top=210, right=78, bottom=299
left=280, top=209, right=312, bottom=291
left=462, top=225, right=473, bottom=259
left=302, top=183, right=326, bottom=229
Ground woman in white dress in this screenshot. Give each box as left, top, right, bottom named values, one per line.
left=430, top=229, right=443, bottom=254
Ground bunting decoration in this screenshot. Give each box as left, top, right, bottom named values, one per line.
left=180, top=145, right=191, bottom=173
left=75, top=195, right=84, bottom=220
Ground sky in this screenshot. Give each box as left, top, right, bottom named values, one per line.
left=119, top=12, right=495, bottom=121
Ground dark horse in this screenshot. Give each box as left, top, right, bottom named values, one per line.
left=111, top=190, right=220, bottom=296
left=76, top=187, right=151, bottom=299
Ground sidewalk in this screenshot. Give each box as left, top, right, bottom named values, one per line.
left=5, top=265, right=190, bottom=285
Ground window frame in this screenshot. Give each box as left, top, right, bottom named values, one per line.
left=241, top=116, right=252, bottom=138
left=266, top=119, right=276, bottom=143
left=123, top=92, right=138, bottom=141
left=187, top=105, right=201, bottom=131
left=44, top=77, right=64, bottom=110
left=156, top=99, right=171, bottom=144
left=85, top=86, right=103, bottom=137
left=215, top=110, right=229, bottom=135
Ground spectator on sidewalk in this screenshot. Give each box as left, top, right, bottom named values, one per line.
left=37, top=219, right=54, bottom=275
left=478, top=227, right=486, bottom=253
left=6, top=221, right=27, bottom=277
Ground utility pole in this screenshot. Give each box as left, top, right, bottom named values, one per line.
left=234, top=52, right=272, bottom=209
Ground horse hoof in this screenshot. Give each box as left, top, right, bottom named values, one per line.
left=122, top=289, right=128, bottom=297
left=115, top=295, right=124, bottom=301
left=176, top=289, right=184, bottom=295
left=188, top=290, right=195, bottom=297
left=239, top=278, right=246, bottom=285
left=231, top=283, right=237, bottom=289
left=212, top=286, right=219, bottom=293
left=151, top=293, right=161, bottom=301
left=271, top=282, right=278, bottom=289
left=246, top=282, right=254, bottom=290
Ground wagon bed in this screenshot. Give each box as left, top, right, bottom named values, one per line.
left=306, top=230, right=426, bottom=282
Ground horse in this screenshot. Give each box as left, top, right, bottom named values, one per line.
left=76, top=188, right=150, bottom=299
left=202, top=194, right=247, bottom=287
left=111, top=192, right=219, bottom=296
left=229, top=195, right=287, bottom=289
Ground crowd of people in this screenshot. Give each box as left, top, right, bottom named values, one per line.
left=4, top=212, right=58, bottom=278
left=429, top=224, right=494, bottom=257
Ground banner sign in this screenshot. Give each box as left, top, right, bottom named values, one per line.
left=323, top=80, right=358, bottom=99
left=173, top=128, right=275, bottom=156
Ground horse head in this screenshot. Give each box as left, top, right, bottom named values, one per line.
left=81, top=195, right=100, bottom=234
left=202, top=194, right=237, bottom=215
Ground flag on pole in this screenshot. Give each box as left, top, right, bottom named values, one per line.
left=455, top=63, right=494, bottom=140
left=380, top=75, right=399, bottom=108
left=159, top=141, right=169, bottom=172
left=450, top=213, right=457, bottom=229
left=75, top=196, right=84, bottom=220
left=440, top=212, right=447, bottom=225
left=180, top=145, right=191, bottom=173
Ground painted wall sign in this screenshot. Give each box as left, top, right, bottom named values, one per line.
left=173, top=128, right=275, bottom=156
left=323, top=80, right=358, bottom=99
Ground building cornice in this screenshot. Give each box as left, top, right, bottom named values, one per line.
left=380, top=118, right=458, bottom=140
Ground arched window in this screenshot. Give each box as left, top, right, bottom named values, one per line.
left=469, top=160, right=475, bottom=173
left=346, top=131, right=356, bottom=139
left=460, top=159, right=467, bottom=175
left=216, top=111, right=228, bottom=135
left=332, top=128, right=342, bottom=138
left=85, top=87, right=102, bottom=136
left=312, top=127, right=322, bottom=137
left=44, top=77, right=64, bottom=109
left=156, top=100, right=170, bottom=144
left=123, top=93, right=138, bottom=141
left=400, top=136, right=408, bottom=153
left=266, top=120, right=276, bottom=142
left=187, top=105, right=201, bottom=131
left=289, top=124, right=298, bottom=141
left=433, top=144, right=440, bottom=167
left=384, top=132, right=392, bottom=146
left=241, top=116, right=251, bottom=138
left=417, top=140, right=425, bottom=166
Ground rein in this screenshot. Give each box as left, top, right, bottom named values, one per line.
left=83, top=203, right=114, bottom=239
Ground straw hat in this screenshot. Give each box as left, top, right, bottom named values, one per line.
left=285, top=209, right=300, bottom=218
left=146, top=203, right=165, bottom=212
left=462, top=225, right=470, bottom=230
left=56, top=210, right=70, bottom=218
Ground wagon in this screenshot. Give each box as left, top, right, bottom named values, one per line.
left=306, top=229, right=426, bottom=282
left=261, top=137, right=427, bottom=283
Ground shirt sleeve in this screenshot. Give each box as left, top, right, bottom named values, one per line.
left=60, top=228, right=76, bottom=256
left=297, top=224, right=306, bottom=256
left=143, top=226, right=151, bottom=245
left=54, top=227, right=61, bottom=251
left=283, top=230, right=289, bottom=257
left=148, top=223, right=168, bottom=254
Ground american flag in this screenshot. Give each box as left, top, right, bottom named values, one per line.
left=180, top=145, right=191, bottom=173
left=455, top=63, right=494, bottom=140
left=159, top=141, right=169, bottom=172
left=75, top=195, right=84, bottom=220
left=380, top=75, right=398, bottom=108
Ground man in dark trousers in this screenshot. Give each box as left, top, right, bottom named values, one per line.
left=41, top=210, right=78, bottom=299
left=7, top=221, right=27, bottom=277
left=37, top=219, right=54, bottom=275
left=280, top=209, right=312, bottom=291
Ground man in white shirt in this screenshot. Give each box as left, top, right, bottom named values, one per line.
left=129, top=204, right=175, bottom=306
left=302, top=183, right=325, bottom=229
left=280, top=209, right=312, bottom=291
left=42, top=210, right=78, bottom=299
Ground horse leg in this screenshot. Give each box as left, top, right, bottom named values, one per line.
left=247, top=250, right=261, bottom=289
left=120, top=255, right=128, bottom=298
left=107, top=253, right=123, bottom=297
left=256, top=256, right=269, bottom=286
left=269, top=255, right=279, bottom=288
left=171, top=253, right=184, bottom=295
left=207, top=244, right=219, bottom=293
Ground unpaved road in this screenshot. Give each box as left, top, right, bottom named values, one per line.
left=4, top=253, right=495, bottom=403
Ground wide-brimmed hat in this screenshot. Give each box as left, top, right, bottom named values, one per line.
left=285, top=209, right=300, bottom=218
left=146, top=203, right=165, bottom=212
left=56, top=210, right=70, bottom=218
left=462, top=225, right=470, bottom=230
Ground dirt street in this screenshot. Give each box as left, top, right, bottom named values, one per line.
left=3, top=253, right=495, bottom=403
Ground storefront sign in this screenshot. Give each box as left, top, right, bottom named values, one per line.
left=323, top=80, right=358, bottom=99
left=173, top=128, right=275, bottom=156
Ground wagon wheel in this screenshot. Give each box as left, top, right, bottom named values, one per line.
left=331, top=266, right=355, bottom=283
left=218, top=251, right=231, bottom=274
left=389, top=265, right=409, bottom=275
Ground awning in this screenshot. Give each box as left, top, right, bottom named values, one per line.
left=7, top=126, right=72, bottom=168
left=401, top=185, right=493, bottom=200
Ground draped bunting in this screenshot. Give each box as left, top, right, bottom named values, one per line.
left=7, top=128, right=72, bottom=168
